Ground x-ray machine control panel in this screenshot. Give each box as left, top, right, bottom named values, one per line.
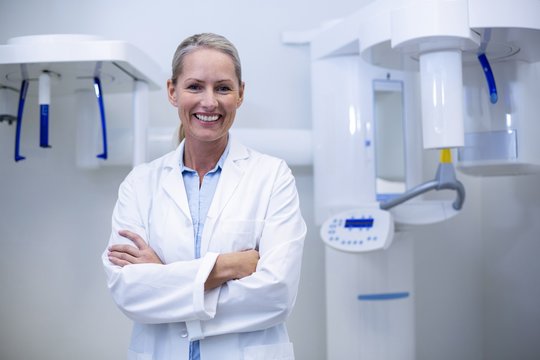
left=320, top=205, right=394, bottom=252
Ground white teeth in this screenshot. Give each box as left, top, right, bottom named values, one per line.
left=195, top=114, right=219, bottom=122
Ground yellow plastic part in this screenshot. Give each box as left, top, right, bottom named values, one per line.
left=440, top=148, right=452, bottom=163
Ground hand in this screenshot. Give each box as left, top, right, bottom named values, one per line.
left=108, top=230, right=163, bottom=267
left=226, top=249, right=260, bottom=280
left=205, top=249, right=260, bottom=291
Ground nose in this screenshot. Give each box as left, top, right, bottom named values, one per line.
left=200, top=88, right=218, bottom=109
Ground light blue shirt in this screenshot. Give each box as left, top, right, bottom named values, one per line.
left=180, top=141, right=230, bottom=360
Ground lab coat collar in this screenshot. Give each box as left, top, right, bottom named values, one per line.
left=178, top=139, right=231, bottom=173
left=162, top=133, right=249, bottom=171
left=160, top=133, right=250, bottom=228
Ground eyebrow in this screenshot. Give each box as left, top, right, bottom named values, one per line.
left=183, top=78, right=235, bottom=83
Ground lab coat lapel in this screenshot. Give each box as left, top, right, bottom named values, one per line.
left=161, top=146, right=191, bottom=221
left=201, top=139, right=249, bottom=255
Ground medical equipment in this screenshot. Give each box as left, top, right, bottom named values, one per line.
left=14, top=79, right=28, bottom=161
left=320, top=204, right=394, bottom=252
left=459, top=49, right=540, bottom=175
left=93, top=77, right=108, bottom=160
left=14, top=71, right=108, bottom=161
left=38, top=71, right=51, bottom=148
left=0, top=34, right=164, bottom=166
left=380, top=149, right=465, bottom=211
left=284, top=0, right=540, bottom=359
left=359, top=0, right=540, bottom=176
left=301, top=46, right=419, bottom=360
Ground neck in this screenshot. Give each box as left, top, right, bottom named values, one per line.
left=183, top=136, right=228, bottom=173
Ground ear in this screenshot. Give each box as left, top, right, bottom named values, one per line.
left=167, top=79, right=178, bottom=107
left=237, top=81, right=245, bottom=108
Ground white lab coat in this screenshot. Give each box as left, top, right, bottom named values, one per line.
left=102, top=137, right=306, bottom=360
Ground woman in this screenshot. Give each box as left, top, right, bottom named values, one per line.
left=102, top=33, right=306, bottom=360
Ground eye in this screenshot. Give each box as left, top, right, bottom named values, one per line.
left=185, top=83, right=202, bottom=92
left=216, top=85, right=233, bottom=94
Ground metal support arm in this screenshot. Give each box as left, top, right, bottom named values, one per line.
left=380, top=162, right=465, bottom=211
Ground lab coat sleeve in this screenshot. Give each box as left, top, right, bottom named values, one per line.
left=102, top=167, right=221, bottom=324
left=186, top=160, right=306, bottom=340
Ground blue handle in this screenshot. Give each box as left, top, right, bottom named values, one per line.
left=478, top=53, right=498, bottom=104
left=14, top=79, right=29, bottom=162
left=93, top=77, right=108, bottom=160
left=358, top=292, right=410, bottom=301
left=40, top=104, right=51, bottom=148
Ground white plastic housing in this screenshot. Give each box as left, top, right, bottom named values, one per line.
left=459, top=59, right=540, bottom=175
left=325, top=233, right=415, bottom=360
left=312, top=55, right=374, bottom=225
left=391, top=0, right=476, bottom=52
left=38, top=72, right=51, bottom=105
left=419, top=50, right=464, bottom=149
left=311, top=53, right=417, bottom=360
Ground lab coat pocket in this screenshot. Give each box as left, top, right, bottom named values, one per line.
left=221, top=220, right=264, bottom=252
left=243, top=342, right=295, bottom=360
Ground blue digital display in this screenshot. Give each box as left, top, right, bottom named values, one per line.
left=344, top=218, right=374, bottom=228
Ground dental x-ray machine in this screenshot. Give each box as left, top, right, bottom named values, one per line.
left=285, top=0, right=540, bottom=358
left=0, top=34, right=163, bottom=167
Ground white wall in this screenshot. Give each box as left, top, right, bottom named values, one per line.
left=0, top=1, right=363, bottom=359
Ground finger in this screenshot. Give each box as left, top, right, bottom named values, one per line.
left=108, top=254, right=132, bottom=267
left=242, top=249, right=260, bottom=259
left=118, top=230, right=148, bottom=250
left=108, top=250, right=138, bottom=264
left=109, top=244, right=140, bottom=257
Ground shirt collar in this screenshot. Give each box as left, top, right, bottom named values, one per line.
left=179, top=137, right=231, bottom=174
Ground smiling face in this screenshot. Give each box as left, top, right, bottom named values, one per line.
left=167, top=48, right=244, bottom=148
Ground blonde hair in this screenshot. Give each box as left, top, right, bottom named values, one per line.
left=171, top=33, right=242, bottom=144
